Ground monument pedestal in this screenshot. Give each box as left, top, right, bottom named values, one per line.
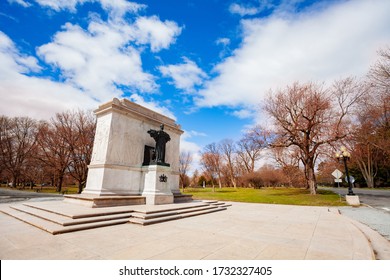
left=142, top=164, right=174, bottom=205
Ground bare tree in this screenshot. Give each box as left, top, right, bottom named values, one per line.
left=272, top=146, right=305, bottom=187
left=0, top=116, right=38, bottom=188
left=54, top=110, right=96, bottom=193
left=236, top=126, right=269, bottom=174
left=202, top=143, right=223, bottom=189
left=200, top=152, right=218, bottom=192
left=264, top=79, right=362, bottom=194
left=190, top=169, right=200, bottom=187
left=36, top=119, right=71, bottom=193
left=368, top=47, right=390, bottom=88
left=179, top=151, right=193, bottom=190
left=219, top=139, right=238, bottom=188
left=350, top=47, right=390, bottom=187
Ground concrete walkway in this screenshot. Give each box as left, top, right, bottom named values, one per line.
left=0, top=201, right=389, bottom=260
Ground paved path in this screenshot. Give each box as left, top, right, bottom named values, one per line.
left=1, top=201, right=389, bottom=260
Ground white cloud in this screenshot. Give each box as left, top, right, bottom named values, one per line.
left=34, top=0, right=86, bottom=12
left=37, top=20, right=158, bottom=101
left=99, top=0, right=146, bottom=19
left=33, top=9, right=182, bottom=101
left=197, top=0, right=390, bottom=110
left=129, top=93, right=176, bottom=121
left=1, top=2, right=182, bottom=120
left=133, top=16, right=182, bottom=52
left=0, top=32, right=98, bottom=120
left=231, top=108, right=255, bottom=119
left=7, top=0, right=31, bottom=8
left=216, top=37, right=230, bottom=46
left=229, top=1, right=274, bottom=17
left=0, top=31, right=41, bottom=74
left=33, top=0, right=146, bottom=16
left=159, top=57, right=207, bottom=93
left=35, top=10, right=181, bottom=103
left=229, top=3, right=260, bottom=16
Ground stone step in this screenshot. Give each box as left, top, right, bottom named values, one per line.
left=23, top=202, right=134, bottom=219
left=10, top=204, right=133, bottom=226
left=1, top=207, right=129, bottom=235
left=131, top=205, right=219, bottom=219
left=203, top=200, right=233, bottom=207
left=129, top=215, right=180, bottom=225
left=210, top=202, right=226, bottom=206
left=134, top=202, right=211, bottom=214
left=129, top=205, right=228, bottom=226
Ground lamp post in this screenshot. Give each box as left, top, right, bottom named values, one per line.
left=335, top=146, right=354, bottom=195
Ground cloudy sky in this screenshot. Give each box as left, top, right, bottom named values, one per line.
left=1, top=0, right=390, bottom=168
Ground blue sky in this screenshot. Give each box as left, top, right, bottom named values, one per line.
left=1, top=0, right=390, bottom=169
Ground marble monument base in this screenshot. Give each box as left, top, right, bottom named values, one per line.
left=142, top=164, right=174, bottom=205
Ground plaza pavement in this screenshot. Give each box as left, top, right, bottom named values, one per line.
left=0, top=200, right=389, bottom=260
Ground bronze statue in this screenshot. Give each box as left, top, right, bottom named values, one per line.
left=147, top=124, right=171, bottom=165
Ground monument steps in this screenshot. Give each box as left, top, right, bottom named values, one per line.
left=9, top=204, right=133, bottom=226
left=0, top=200, right=231, bottom=233
left=1, top=206, right=130, bottom=235
left=23, top=201, right=134, bottom=219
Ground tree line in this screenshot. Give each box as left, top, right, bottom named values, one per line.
left=0, top=110, right=96, bottom=193
left=181, top=47, right=390, bottom=194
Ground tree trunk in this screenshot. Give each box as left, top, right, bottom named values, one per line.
left=56, top=175, right=63, bottom=193
left=356, top=145, right=376, bottom=188
left=77, top=180, right=85, bottom=194
left=305, top=163, right=317, bottom=195
left=217, top=176, right=222, bottom=189
left=230, top=175, right=237, bottom=189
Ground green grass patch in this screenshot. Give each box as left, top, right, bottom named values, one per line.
left=0, top=184, right=80, bottom=194
left=185, top=187, right=346, bottom=206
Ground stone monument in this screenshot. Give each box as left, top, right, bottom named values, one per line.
left=65, top=98, right=191, bottom=207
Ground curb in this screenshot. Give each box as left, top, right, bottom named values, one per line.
left=340, top=213, right=390, bottom=260
left=330, top=207, right=375, bottom=259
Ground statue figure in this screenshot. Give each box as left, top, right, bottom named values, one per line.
left=147, top=124, right=171, bottom=165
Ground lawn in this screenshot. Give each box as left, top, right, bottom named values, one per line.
left=184, top=187, right=347, bottom=206
left=0, top=184, right=80, bottom=194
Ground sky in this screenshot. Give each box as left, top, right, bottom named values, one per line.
left=1, top=0, right=390, bottom=171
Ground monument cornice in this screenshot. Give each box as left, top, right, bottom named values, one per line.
left=94, top=98, right=184, bottom=135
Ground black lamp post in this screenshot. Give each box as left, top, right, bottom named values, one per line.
left=335, top=146, right=354, bottom=195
